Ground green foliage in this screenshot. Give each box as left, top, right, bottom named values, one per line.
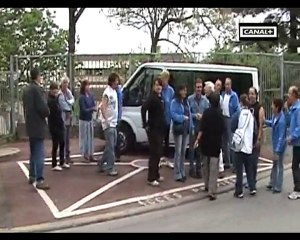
left=103, top=8, right=235, bottom=54
left=0, top=8, right=68, bottom=81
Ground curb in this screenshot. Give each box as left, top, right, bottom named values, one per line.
left=0, top=148, right=20, bottom=163
left=0, top=163, right=292, bottom=233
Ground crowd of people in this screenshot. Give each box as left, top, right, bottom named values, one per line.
left=23, top=68, right=300, bottom=203
left=141, top=70, right=300, bottom=201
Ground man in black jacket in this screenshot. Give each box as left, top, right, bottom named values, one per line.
left=23, top=68, right=50, bottom=190
left=141, top=77, right=165, bottom=187
left=194, top=92, right=225, bottom=200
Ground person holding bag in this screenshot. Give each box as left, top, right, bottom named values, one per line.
left=265, top=98, right=287, bottom=193
left=170, top=85, right=193, bottom=182
left=231, top=94, right=256, bottom=198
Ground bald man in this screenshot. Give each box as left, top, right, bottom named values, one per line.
left=286, top=86, right=300, bottom=200
left=221, top=78, right=239, bottom=170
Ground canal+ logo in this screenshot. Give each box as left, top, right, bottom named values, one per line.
left=238, top=23, right=278, bottom=41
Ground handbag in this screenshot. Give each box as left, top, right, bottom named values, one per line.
left=232, top=110, right=251, bottom=152
left=173, top=121, right=184, bottom=135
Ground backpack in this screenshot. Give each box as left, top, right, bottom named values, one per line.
left=232, top=109, right=252, bottom=152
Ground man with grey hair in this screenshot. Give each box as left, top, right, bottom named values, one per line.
left=58, top=76, right=75, bottom=164
left=160, top=69, right=175, bottom=168
left=205, top=80, right=225, bottom=178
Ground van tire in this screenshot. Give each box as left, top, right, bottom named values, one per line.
left=119, top=123, right=135, bottom=154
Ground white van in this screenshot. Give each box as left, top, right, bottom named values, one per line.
left=104, top=62, right=259, bottom=153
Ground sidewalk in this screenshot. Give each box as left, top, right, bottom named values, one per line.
left=0, top=138, right=291, bottom=231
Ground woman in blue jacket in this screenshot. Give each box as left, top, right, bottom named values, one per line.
left=265, top=98, right=287, bottom=193
left=170, top=85, right=193, bottom=182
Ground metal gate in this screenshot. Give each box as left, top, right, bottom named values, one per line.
left=5, top=52, right=300, bottom=136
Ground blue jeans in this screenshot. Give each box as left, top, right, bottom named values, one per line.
left=269, top=153, right=284, bottom=191
left=29, top=138, right=45, bottom=182
left=100, top=127, right=117, bottom=171
left=222, top=117, right=234, bottom=167
left=64, top=125, right=70, bottom=158
left=173, top=133, right=188, bottom=180
left=188, top=130, right=201, bottom=173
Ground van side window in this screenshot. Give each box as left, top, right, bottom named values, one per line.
left=168, top=70, right=195, bottom=95
left=126, top=67, right=161, bottom=106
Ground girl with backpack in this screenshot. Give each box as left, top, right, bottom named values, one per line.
left=231, top=94, right=256, bottom=198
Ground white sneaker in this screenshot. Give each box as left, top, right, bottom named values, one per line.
left=158, top=176, right=164, bottom=182
left=61, top=163, right=70, bottom=169
left=167, top=161, right=174, bottom=169
left=288, top=191, right=300, bottom=200
left=147, top=180, right=160, bottom=187
left=52, top=166, right=63, bottom=171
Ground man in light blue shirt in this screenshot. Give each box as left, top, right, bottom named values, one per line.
left=188, top=78, right=209, bottom=178
left=286, top=86, right=300, bottom=200
left=160, top=70, right=175, bottom=168
left=58, top=77, right=74, bottom=164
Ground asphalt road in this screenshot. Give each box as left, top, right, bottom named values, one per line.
left=54, top=169, right=299, bottom=233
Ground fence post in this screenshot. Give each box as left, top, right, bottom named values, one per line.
left=9, top=55, right=16, bottom=135
left=280, top=53, right=284, bottom=98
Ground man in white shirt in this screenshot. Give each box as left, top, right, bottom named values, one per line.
left=99, top=73, right=119, bottom=176
left=205, top=81, right=225, bottom=178
left=215, top=79, right=225, bottom=178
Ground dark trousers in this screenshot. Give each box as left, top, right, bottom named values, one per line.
left=235, top=152, right=255, bottom=194
left=147, top=129, right=163, bottom=182
left=51, top=132, right=65, bottom=168
left=188, top=130, right=202, bottom=174
left=252, top=143, right=260, bottom=185
left=29, top=138, right=45, bottom=182
left=64, top=125, right=71, bottom=159
left=163, top=124, right=170, bottom=158
left=115, top=124, right=121, bottom=159
left=292, top=146, right=300, bottom=192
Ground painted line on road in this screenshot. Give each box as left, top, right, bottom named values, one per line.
left=259, top=157, right=273, bottom=163
left=62, top=167, right=145, bottom=213
left=258, top=163, right=273, bottom=167
left=58, top=165, right=273, bottom=219
left=17, top=161, right=61, bottom=219
left=43, top=162, right=132, bottom=166
left=44, top=151, right=104, bottom=162
left=17, top=157, right=273, bottom=219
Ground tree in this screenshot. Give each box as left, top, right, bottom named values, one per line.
left=0, top=8, right=68, bottom=80
left=231, top=8, right=300, bottom=54
left=67, top=8, right=85, bottom=90
left=103, top=8, right=235, bottom=55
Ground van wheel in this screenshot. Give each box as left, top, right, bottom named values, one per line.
left=119, top=123, right=135, bottom=154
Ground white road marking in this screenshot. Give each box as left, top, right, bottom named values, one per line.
left=62, top=167, right=145, bottom=213
left=44, top=152, right=104, bottom=162
left=258, top=163, right=273, bottom=167
left=17, top=157, right=273, bottom=219
left=43, top=162, right=131, bottom=166
left=17, top=161, right=61, bottom=219
left=259, top=157, right=273, bottom=163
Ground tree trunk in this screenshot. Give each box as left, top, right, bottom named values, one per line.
left=288, top=8, right=298, bottom=53
left=150, top=38, right=159, bottom=61
left=68, top=8, right=76, bottom=94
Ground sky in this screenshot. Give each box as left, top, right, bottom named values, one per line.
left=52, top=8, right=267, bottom=55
